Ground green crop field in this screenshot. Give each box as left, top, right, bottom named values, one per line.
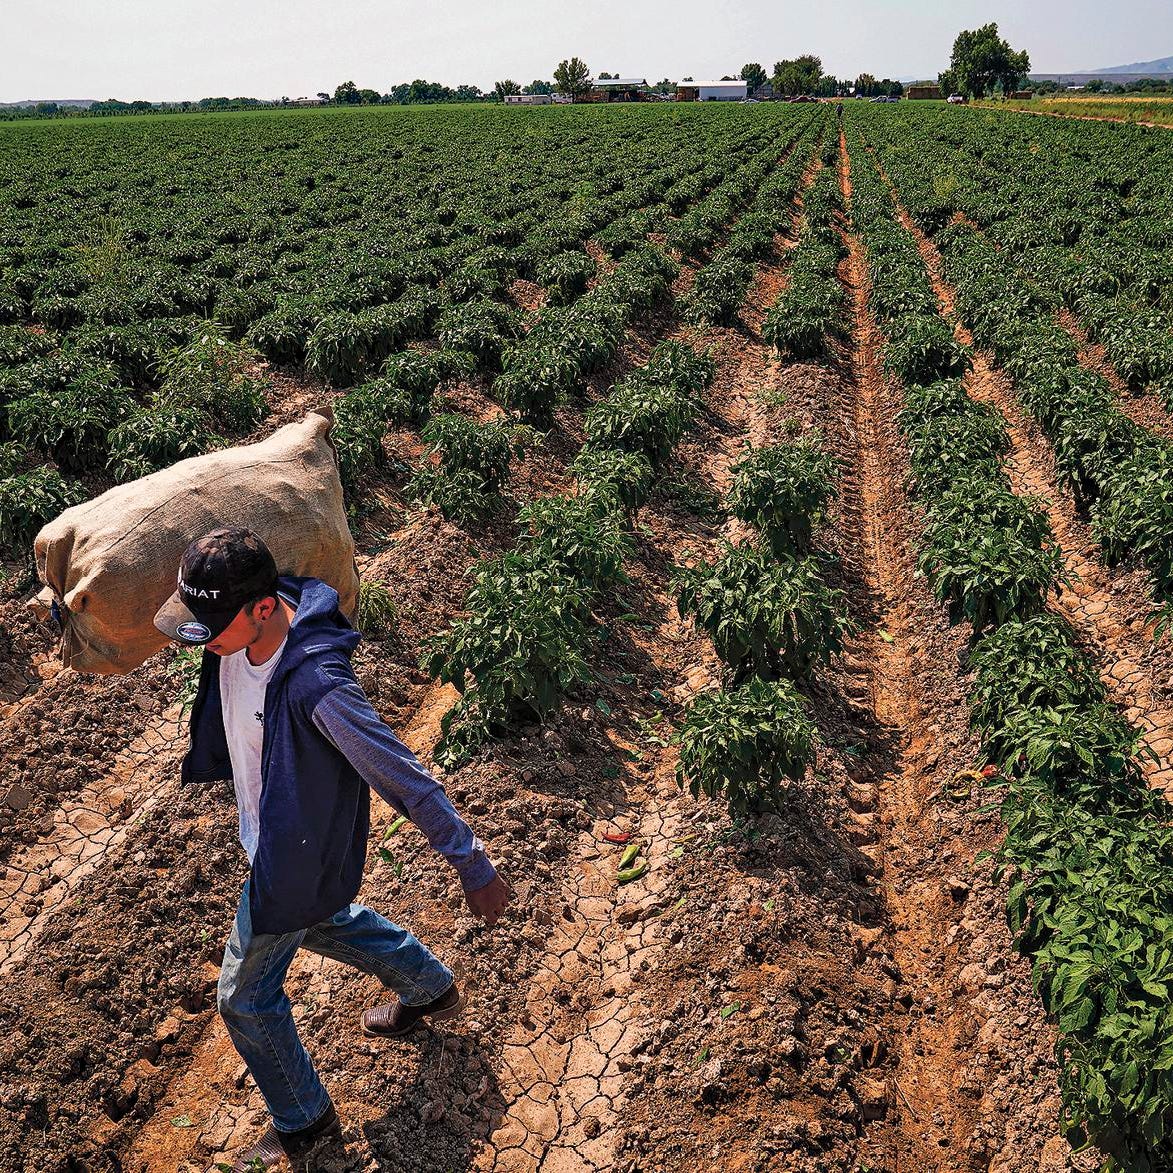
left=2, top=99, right=1173, bottom=1172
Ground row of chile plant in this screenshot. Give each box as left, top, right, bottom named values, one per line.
left=849, top=123, right=1173, bottom=1171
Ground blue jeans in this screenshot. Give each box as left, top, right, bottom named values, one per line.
left=217, top=879, right=455, bottom=1133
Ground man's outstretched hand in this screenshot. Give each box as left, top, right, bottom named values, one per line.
left=465, top=874, right=513, bottom=926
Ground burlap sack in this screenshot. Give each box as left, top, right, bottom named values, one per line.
left=30, top=408, right=360, bottom=676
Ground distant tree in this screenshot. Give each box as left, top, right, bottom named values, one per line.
left=815, top=75, right=838, bottom=97
left=1083, top=78, right=1104, bottom=93
left=855, top=73, right=878, bottom=96
left=947, top=24, right=1031, bottom=98
left=358, top=87, right=380, bottom=104
left=408, top=79, right=442, bottom=102
left=316, top=91, right=331, bottom=103
left=597, top=72, right=614, bottom=79
left=334, top=80, right=361, bottom=105
left=454, top=84, right=484, bottom=101
left=493, top=79, right=522, bottom=100
left=524, top=80, right=554, bottom=94
left=682, top=76, right=694, bottom=83
left=999, top=49, right=1031, bottom=95
left=554, top=56, right=592, bottom=99
left=937, top=69, right=957, bottom=96
left=740, top=63, right=767, bottom=92
left=773, top=55, right=823, bottom=96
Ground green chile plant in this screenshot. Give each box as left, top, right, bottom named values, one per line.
left=0, top=461, right=86, bottom=551
left=674, top=677, right=815, bottom=816
left=581, top=340, right=714, bottom=466
left=408, top=413, right=523, bottom=523
left=762, top=173, right=847, bottom=362
left=516, top=493, right=633, bottom=593
left=107, top=404, right=224, bottom=482
left=568, top=446, right=654, bottom=527
left=155, top=325, right=269, bottom=434
left=728, top=438, right=838, bottom=557
left=674, top=540, right=850, bottom=682
left=423, top=551, right=593, bottom=767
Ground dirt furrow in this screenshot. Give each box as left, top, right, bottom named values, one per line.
left=837, top=137, right=976, bottom=1167
left=885, top=189, right=1173, bottom=792
left=839, top=130, right=1086, bottom=1173
left=474, top=712, right=690, bottom=1172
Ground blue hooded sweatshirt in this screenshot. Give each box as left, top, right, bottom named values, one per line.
left=182, top=575, right=497, bottom=935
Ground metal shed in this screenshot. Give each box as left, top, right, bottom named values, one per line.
left=676, top=80, right=749, bottom=102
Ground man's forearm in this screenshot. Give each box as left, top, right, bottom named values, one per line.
left=311, top=682, right=497, bottom=890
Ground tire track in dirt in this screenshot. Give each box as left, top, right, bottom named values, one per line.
left=883, top=178, right=1173, bottom=793
left=836, top=132, right=978, bottom=1168
left=838, top=127, right=1091, bottom=1173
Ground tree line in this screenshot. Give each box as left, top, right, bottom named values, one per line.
left=14, top=26, right=1164, bottom=124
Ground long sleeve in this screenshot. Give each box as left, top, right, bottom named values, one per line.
left=311, top=681, right=498, bottom=892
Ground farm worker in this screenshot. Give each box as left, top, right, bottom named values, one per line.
left=153, top=527, right=512, bottom=1171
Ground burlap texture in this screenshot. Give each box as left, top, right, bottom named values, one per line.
left=31, top=408, right=359, bottom=675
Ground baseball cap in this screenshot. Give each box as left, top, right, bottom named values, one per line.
left=154, top=527, right=279, bottom=645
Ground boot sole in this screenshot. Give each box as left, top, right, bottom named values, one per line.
left=362, top=987, right=467, bottom=1038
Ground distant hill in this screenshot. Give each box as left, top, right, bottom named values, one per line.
left=0, top=98, right=98, bottom=108
left=1092, top=55, right=1173, bottom=74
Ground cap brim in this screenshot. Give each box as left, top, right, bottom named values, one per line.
left=153, top=591, right=238, bottom=645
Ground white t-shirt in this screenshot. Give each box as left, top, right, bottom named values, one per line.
left=220, top=634, right=288, bottom=863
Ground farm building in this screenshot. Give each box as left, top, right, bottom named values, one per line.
left=505, top=94, right=552, bottom=105
left=676, top=80, right=749, bottom=102
left=1011, top=90, right=1034, bottom=100
left=907, top=84, right=941, bottom=100
left=582, top=78, right=648, bottom=102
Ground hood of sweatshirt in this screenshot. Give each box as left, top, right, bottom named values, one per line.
left=270, top=574, right=361, bottom=687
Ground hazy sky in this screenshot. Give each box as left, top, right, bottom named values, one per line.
left=6, top=0, right=1172, bottom=102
